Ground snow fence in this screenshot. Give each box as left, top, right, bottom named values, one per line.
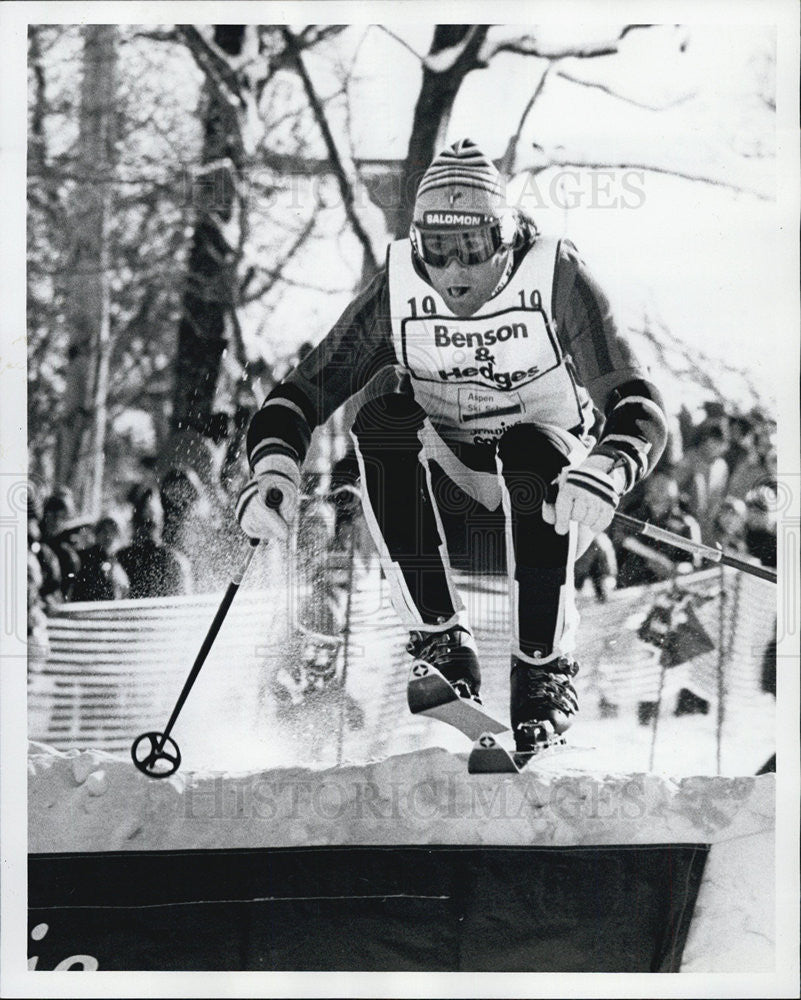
left=28, top=563, right=776, bottom=775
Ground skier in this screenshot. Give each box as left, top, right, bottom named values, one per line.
left=236, top=138, right=667, bottom=751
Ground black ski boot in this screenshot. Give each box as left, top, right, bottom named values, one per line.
left=407, top=625, right=482, bottom=701
left=510, top=653, right=580, bottom=751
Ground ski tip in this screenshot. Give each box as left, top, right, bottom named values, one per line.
left=408, top=660, right=432, bottom=681
left=467, top=732, right=519, bottom=774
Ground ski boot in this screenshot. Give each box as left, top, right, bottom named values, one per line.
left=406, top=625, right=507, bottom=740
left=510, top=652, right=580, bottom=753
left=408, top=625, right=481, bottom=699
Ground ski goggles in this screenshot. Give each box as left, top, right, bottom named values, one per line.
left=411, top=221, right=503, bottom=268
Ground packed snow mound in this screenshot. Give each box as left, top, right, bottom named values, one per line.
left=29, top=741, right=773, bottom=854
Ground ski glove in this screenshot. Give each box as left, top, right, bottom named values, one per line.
left=235, top=454, right=301, bottom=541
left=545, top=455, right=625, bottom=536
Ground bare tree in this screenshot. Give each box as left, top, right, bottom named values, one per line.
left=56, top=25, right=118, bottom=515
left=394, top=26, right=490, bottom=237
left=281, top=26, right=380, bottom=279
left=169, top=25, right=350, bottom=435
left=170, top=25, right=248, bottom=435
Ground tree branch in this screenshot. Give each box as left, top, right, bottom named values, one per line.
left=423, top=26, right=482, bottom=71
left=555, top=68, right=696, bottom=110
left=280, top=27, right=378, bottom=272
left=500, top=64, right=552, bottom=176
left=374, top=25, right=425, bottom=63
left=298, top=25, right=349, bottom=48
left=131, top=29, right=179, bottom=43
left=480, top=24, right=657, bottom=63
left=177, top=25, right=243, bottom=108
left=538, top=155, right=773, bottom=200
left=239, top=212, right=318, bottom=303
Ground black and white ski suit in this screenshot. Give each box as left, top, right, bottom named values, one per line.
left=247, top=225, right=667, bottom=663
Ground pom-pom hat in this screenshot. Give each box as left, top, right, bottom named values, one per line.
left=413, top=138, right=506, bottom=225
left=411, top=139, right=513, bottom=268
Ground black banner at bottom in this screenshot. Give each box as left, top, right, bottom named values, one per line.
left=29, top=844, right=707, bottom=972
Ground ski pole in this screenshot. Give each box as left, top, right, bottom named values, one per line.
left=613, top=512, right=777, bottom=584
left=131, top=488, right=283, bottom=778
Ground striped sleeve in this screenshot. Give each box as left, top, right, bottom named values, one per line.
left=591, top=379, right=668, bottom=490
left=247, top=267, right=396, bottom=471
left=552, top=240, right=668, bottom=490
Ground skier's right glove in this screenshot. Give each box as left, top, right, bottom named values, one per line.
left=235, top=454, right=300, bottom=541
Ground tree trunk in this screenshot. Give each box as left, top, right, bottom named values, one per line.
left=171, top=25, right=246, bottom=435
left=394, top=26, right=489, bottom=238
left=56, top=24, right=117, bottom=515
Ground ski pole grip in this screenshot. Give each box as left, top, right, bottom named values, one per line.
left=265, top=487, right=283, bottom=509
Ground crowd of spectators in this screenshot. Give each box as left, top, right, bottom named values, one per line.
left=577, top=399, right=778, bottom=599
left=28, top=482, right=192, bottom=626
left=26, top=410, right=254, bottom=629
left=530, top=399, right=778, bottom=603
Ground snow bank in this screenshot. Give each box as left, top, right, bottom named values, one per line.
left=28, top=741, right=775, bottom=972
left=29, top=740, right=772, bottom=854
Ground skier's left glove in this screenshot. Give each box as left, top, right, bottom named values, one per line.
left=546, top=455, right=625, bottom=536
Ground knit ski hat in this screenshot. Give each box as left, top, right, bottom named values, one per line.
left=413, top=138, right=507, bottom=228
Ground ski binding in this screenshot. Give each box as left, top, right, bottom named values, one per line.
left=406, top=662, right=508, bottom=741
left=467, top=728, right=567, bottom=774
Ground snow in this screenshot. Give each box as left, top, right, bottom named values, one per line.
left=27, top=740, right=775, bottom=972
left=26, top=565, right=778, bottom=973
left=29, top=741, right=773, bottom=854
left=681, top=828, right=775, bottom=973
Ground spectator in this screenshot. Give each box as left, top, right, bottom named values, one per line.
left=676, top=403, right=696, bottom=453
left=72, top=514, right=130, bottom=602
left=727, top=436, right=775, bottom=503
left=27, top=549, right=50, bottom=667
left=28, top=489, right=62, bottom=610
left=725, top=414, right=755, bottom=482
left=615, top=470, right=702, bottom=587
left=574, top=533, right=617, bottom=602
left=117, top=489, right=192, bottom=598
left=674, top=420, right=729, bottom=541
left=158, top=418, right=236, bottom=591
left=160, top=466, right=204, bottom=554
left=41, top=490, right=82, bottom=600
left=749, top=406, right=777, bottom=453
left=61, top=516, right=95, bottom=556
left=744, top=486, right=777, bottom=568
left=712, top=496, right=748, bottom=553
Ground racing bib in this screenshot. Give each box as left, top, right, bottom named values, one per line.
left=388, top=237, right=590, bottom=445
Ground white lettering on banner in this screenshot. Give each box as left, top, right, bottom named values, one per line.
left=28, top=923, right=99, bottom=971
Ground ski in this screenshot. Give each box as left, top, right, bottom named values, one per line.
left=406, top=662, right=508, bottom=741
left=467, top=730, right=570, bottom=774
